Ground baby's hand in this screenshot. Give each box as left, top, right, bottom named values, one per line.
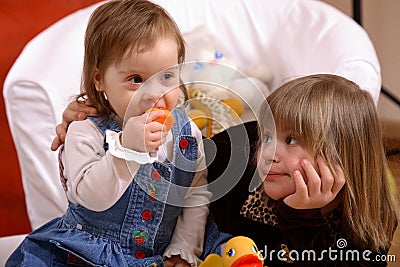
left=122, top=109, right=168, bottom=152
left=164, top=255, right=191, bottom=267
left=284, top=157, right=345, bottom=209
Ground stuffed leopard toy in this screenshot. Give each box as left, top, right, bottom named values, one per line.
left=184, top=88, right=242, bottom=137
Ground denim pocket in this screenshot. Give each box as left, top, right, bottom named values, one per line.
left=50, top=240, right=106, bottom=267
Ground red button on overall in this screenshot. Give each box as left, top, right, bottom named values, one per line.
left=179, top=139, right=189, bottom=149
left=135, top=250, right=146, bottom=259
left=151, top=170, right=161, bottom=180
left=142, top=210, right=152, bottom=221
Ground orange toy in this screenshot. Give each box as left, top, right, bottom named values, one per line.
left=145, top=107, right=175, bottom=132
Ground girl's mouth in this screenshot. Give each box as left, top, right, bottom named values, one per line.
left=266, top=171, right=288, bottom=180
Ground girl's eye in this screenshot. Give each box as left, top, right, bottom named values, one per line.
left=286, top=136, right=298, bottom=145
left=129, top=75, right=143, bottom=84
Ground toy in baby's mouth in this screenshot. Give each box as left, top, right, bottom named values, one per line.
left=145, top=107, right=174, bottom=132
left=199, top=236, right=265, bottom=267
left=180, top=26, right=271, bottom=137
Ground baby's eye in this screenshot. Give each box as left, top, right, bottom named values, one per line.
left=286, top=136, right=298, bottom=145
left=158, top=71, right=179, bottom=87
left=160, top=72, right=173, bottom=81
left=262, top=132, right=273, bottom=144
left=129, top=75, right=143, bottom=84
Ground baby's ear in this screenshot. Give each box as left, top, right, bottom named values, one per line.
left=93, top=68, right=102, bottom=91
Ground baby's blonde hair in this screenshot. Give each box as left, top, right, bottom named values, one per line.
left=259, top=74, right=398, bottom=251
left=80, top=0, right=186, bottom=117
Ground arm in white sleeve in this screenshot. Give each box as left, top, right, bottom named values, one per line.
left=64, top=120, right=154, bottom=211
left=106, top=130, right=158, bottom=164
left=163, top=121, right=212, bottom=266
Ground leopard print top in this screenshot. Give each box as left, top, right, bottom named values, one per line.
left=240, top=186, right=343, bottom=242
left=240, top=186, right=278, bottom=226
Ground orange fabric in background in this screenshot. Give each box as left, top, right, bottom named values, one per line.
left=0, top=0, right=103, bottom=237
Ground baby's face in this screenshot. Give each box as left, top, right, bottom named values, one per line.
left=258, top=127, right=317, bottom=200
left=95, top=38, right=180, bottom=121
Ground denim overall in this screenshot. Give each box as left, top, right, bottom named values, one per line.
left=7, top=108, right=230, bottom=267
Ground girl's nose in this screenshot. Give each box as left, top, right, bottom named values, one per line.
left=272, top=143, right=282, bottom=163
left=272, top=153, right=280, bottom=163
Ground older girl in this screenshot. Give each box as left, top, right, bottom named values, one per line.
left=241, top=74, right=398, bottom=266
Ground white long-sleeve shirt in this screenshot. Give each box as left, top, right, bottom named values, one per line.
left=62, top=119, right=210, bottom=266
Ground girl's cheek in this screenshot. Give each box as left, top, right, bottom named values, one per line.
left=257, top=151, right=262, bottom=163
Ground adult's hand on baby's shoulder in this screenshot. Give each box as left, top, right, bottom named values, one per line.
left=50, top=98, right=98, bottom=151
left=284, top=157, right=345, bottom=209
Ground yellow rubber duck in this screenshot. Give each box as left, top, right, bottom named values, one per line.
left=199, top=236, right=265, bottom=267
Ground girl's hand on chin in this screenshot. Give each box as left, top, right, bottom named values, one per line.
left=283, top=157, right=345, bottom=209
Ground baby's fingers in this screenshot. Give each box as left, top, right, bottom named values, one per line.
left=145, top=109, right=166, bottom=124
left=144, top=122, right=167, bottom=150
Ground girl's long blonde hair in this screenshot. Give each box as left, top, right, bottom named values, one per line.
left=260, top=74, right=398, bottom=251
left=80, top=0, right=187, bottom=117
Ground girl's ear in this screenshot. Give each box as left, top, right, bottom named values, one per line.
left=94, top=68, right=102, bottom=92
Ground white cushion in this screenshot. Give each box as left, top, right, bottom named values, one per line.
left=0, top=234, right=26, bottom=265
left=3, top=0, right=381, bottom=230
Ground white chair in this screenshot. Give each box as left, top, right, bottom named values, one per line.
left=1, top=0, right=381, bottom=264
